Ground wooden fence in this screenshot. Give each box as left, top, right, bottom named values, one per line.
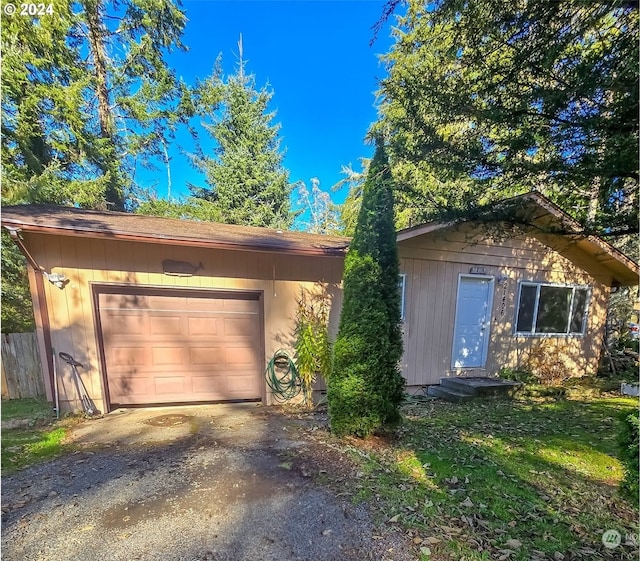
left=1, top=332, right=45, bottom=399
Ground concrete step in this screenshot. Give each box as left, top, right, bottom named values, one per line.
left=440, top=377, right=521, bottom=397
left=426, top=385, right=475, bottom=403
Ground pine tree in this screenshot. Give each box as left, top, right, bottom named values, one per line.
left=190, top=49, right=293, bottom=229
left=373, top=0, right=638, bottom=238
left=1, top=0, right=189, bottom=211
left=1, top=1, right=188, bottom=332
left=327, top=140, right=405, bottom=437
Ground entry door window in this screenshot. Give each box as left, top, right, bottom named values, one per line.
left=451, top=275, right=494, bottom=368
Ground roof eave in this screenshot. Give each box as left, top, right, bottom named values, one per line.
left=1, top=220, right=348, bottom=258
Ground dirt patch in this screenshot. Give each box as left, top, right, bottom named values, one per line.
left=144, top=413, right=194, bottom=427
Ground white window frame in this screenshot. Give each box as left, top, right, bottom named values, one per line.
left=514, top=281, right=591, bottom=337
left=399, top=273, right=407, bottom=322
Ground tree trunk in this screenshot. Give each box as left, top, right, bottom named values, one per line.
left=587, top=176, right=601, bottom=227
left=82, top=0, right=124, bottom=210
left=83, top=0, right=112, bottom=139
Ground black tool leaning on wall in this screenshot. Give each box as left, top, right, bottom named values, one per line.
left=59, top=352, right=101, bottom=417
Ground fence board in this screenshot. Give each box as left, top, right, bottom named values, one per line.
left=1, top=333, right=45, bottom=399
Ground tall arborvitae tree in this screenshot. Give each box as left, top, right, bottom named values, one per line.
left=189, top=52, right=294, bottom=229
left=373, top=0, right=638, bottom=239
left=328, top=140, right=405, bottom=437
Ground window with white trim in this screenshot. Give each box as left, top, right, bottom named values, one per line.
left=399, top=274, right=407, bottom=321
left=515, top=282, right=590, bottom=336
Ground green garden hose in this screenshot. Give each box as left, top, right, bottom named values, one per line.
left=265, top=349, right=301, bottom=401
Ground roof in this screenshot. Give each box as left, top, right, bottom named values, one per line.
left=3, top=192, right=637, bottom=284
left=397, top=192, right=639, bottom=286
left=1, top=205, right=350, bottom=257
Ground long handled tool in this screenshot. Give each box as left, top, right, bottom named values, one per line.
left=52, top=347, right=60, bottom=419
left=59, top=352, right=101, bottom=417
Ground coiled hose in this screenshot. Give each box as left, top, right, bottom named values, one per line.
left=265, top=349, right=301, bottom=402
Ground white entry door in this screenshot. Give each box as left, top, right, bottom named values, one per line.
left=451, top=275, right=494, bottom=368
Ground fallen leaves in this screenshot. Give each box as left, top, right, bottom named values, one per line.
left=459, top=497, right=474, bottom=508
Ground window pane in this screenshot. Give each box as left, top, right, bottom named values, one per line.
left=398, top=275, right=406, bottom=321
left=536, top=286, right=572, bottom=333
left=570, top=288, right=589, bottom=333
left=516, top=285, right=537, bottom=332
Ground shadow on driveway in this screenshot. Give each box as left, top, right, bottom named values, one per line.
left=1, top=403, right=414, bottom=561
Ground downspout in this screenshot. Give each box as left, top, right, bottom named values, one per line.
left=5, top=227, right=54, bottom=396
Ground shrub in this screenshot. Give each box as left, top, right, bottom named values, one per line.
left=294, top=287, right=332, bottom=406
left=327, top=141, right=405, bottom=437
left=498, top=367, right=537, bottom=384
left=618, top=409, right=639, bottom=503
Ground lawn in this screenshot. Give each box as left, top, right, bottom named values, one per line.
left=329, top=395, right=639, bottom=561
left=1, top=397, right=69, bottom=473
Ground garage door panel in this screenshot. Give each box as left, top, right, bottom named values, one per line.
left=104, top=313, right=146, bottom=335
left=98, top=290, right=262, bottom=406
left=110, top=376, right=150, bottom=398
left=226, top=374, right=261, bottom=394
left=190, top=347, right=225, bottom=365
left=223, top=298, right=259, bottom=312
left=187, top=297, right=226, bottom=312
left=147, top=295, right=184, bottom=310
left=226, top=347, right=258, bottom=365
left=151, top=346, right=188, bottom=366
left=110, top=347, right=149, bottom=367
left=223, top=317, right=258, bottom=337
left=102, top=293, right=149, bottom=310
left=188, top=317, right=219, bottom=336
left=149, top=315, right=183, bottom=335
left=154, top=376, right=186, bottom=395
left=192, top=375, right=226, bottom=395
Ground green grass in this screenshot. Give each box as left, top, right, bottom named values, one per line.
left=1, top=397, right=69, bottom=473
left=333, top=395, right=639, bottom=561
left=1, top=396, right=55, bottom=422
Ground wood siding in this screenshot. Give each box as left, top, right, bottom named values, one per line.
left=399, top=224, right=611, bottom=387
left=22, top=220, right=618, bottom=404
left=24, top=232, right=343, bottom=412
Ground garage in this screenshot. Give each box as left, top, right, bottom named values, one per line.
left=95, top=286, right=263, bottom=407
left=1, top=204, right=347, bottom=413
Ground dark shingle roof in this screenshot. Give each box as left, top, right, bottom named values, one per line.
left=1, top=205, right=350, bottom=257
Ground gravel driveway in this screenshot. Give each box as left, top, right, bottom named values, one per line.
left=1, top=404, right=415, bottom=561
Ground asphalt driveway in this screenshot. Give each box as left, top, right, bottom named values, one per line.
left=1, top=404, right=414, bottom=561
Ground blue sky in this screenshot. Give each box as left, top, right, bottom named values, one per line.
left=138, top=0, right=395, bottom=210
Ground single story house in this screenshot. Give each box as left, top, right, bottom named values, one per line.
left=2, top=192, right=637, bottom=412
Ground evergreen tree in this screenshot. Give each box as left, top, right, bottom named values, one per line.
left=327, top=140, right=405, bottom=437
left=373, top=0, right=638, bottom=238
left=1, top=231, right=35, bottom=333
left=1, top=0, right=189, bottom=211
left=1, top=1, right=188, bottom=332
left=190, top=54, right=293, bottom=229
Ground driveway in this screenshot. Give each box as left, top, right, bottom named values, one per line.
left=1, top=404, right=415, bottom=561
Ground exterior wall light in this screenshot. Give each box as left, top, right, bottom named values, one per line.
left=44, top=272, right=68, bottom=289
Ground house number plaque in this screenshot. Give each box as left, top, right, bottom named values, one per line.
left=469, top=266, right=487, bottom=274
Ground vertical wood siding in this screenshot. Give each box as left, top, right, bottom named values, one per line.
left=22, top=221, right=617, bottom=404
left=24, top=232, right=343, bottom=412
left=399, top=225, right=611, bottom=387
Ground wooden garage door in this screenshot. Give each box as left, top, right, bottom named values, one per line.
left=97, top=289, right=262, bottom=406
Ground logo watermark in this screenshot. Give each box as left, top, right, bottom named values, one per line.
left=601, top=529, right=622, bottom=549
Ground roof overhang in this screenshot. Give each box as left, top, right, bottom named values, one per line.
left=397, top=192, right=639, bottom=287
left=1, top=205, right=350, bottom=258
